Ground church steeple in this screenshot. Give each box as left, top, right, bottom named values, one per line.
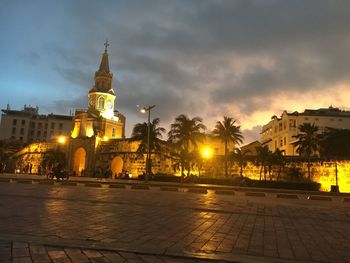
left=96, top=40, right=111, bottom=75
left=89, top=40, right=114, bottom=95
left=88, top=41, right=117, bottom=120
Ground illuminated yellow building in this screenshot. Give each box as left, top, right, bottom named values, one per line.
left=67, top=44, right=126, bottom=176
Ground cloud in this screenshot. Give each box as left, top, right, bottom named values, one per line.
left=3, top=0, right=350, bottom=143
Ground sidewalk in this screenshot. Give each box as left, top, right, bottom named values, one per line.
left=1, top=173, right=349, bottom=197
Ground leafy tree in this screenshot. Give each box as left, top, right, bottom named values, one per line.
left=131, top=118, right=166, bottom=154
left=293, top=123, right=320, bottom=181
left=213, top=117, right=243, bottom=177
left=320, top=127, right=350, bottom=159
left=168, top=114, right=206, bottom=181
left=231, top=148, right=250, bottom=178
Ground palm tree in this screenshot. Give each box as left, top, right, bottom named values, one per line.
left=131, top=118, right=166, bottom=154
left=168, top=114, right=206, bottom=180
left=273, top=149, right=285, bottom=181
left=293, top=123, right=320, bottom=181
left=213, top=117, right=243, bottom=177
left=255, top=145, right=271, bottom=180
left=231, top=148, right=250, bottom=178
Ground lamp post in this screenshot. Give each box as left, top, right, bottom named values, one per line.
left=140, top=105, right=155, bottom=182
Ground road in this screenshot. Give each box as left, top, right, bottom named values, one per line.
left=0, top=179, right=349, bottom=262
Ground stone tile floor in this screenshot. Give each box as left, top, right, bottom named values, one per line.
left=0, top=182, right=349, bottom=262
left=1, top=240, right=221, bottom=263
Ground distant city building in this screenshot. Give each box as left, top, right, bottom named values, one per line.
left=0, top=105, right=73, bottom=143
left=261, top=107, right=350, bottom=155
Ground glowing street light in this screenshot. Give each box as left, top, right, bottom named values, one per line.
left=57, top=136, right=66, bottom=144
left=139, top=104, right=156, bottom=183
left=201, top=147, right=213, bottom=159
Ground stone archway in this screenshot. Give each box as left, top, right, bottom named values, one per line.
left=73, top=147, right=86, bottom=176
left=110, top=156, right=123, bottom=178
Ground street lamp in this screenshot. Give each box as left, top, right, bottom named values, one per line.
left=139, top=105, right=156, bottom=182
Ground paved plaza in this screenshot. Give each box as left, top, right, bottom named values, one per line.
left=0, top=178, right=349, bottom=263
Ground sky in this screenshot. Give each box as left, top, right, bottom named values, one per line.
left=1, top=0, right=350, bottom=144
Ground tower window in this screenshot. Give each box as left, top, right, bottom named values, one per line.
left=112, top=128, right=116, bottom=137
left=98, top=96, right=105, bottom=110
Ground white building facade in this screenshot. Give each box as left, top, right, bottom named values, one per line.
left=261, top=107, right=350, bottom=156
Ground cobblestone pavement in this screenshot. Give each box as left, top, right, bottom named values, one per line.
left=0, top=240, right=220, bottom=263
left=0, top=182, right=350, bottom=263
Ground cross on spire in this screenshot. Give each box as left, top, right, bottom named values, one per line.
left=104, top=39, right=109, bottom=52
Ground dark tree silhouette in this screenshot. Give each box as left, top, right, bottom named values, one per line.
left=293, top=123, right=320, bottom=181
left=255, top=145, right=272, bottom=181
left=213, top=117, right=243, bottom=177
left=231, top=148, right=250, bottom=178
left=168, top=114, right=206, bottom=180
left=131, top=118, right=166, bottom=154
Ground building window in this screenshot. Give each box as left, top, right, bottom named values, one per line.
left=284, top=137, right=286, bottom=145
left=45, top=123, right=48, bottom=129
left=37, top=131, right=41, bottom=137
left=19, top=137, right=23, bottom=141
left=338, top=119, right=343, bottom=122
left=59, top=123, right=63, bottom=130
left=30, top=130, right=34, bottom=136
left=13, top=119, right=17, bottom=126
left=44, top=131, right=47, bottom=137
left=50, top=130, right=54, bottom=136
left=20, top=128, right=24, bottom=135
left=21, top=120, right=25, bottom=125
left=112, top=128, right=116, bottom=137
left=280, top=138, right=283, bottom=147
left=51, top=123, right=55, bottom=129
left=12, top=127, right=16, bottom=135
left=38, top=123, right=42, bottom=129
left=98, top=96, right=105, bottom=109
left=31, top=122, right=35, bottom=128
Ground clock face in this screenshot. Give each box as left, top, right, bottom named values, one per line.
left=107, top=100, right=113, bottom=109
left=89, top=98, right=95, bottom=106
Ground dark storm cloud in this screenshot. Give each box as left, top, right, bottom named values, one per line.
left=52, top=64, right=91, bottom=89
left=31, top=0, right=350, bottom=140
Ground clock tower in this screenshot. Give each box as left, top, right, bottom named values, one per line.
left=88, top=40, right=116, bottom=120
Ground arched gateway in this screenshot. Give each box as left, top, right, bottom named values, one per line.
left=73, top=147, right=86, bottom=176
left=110, top=156, right=123, bottom=178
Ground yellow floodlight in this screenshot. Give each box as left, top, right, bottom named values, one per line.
left=202, top=147, right=213, bottom=159
left=57, top=136, right=66, bottom=144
